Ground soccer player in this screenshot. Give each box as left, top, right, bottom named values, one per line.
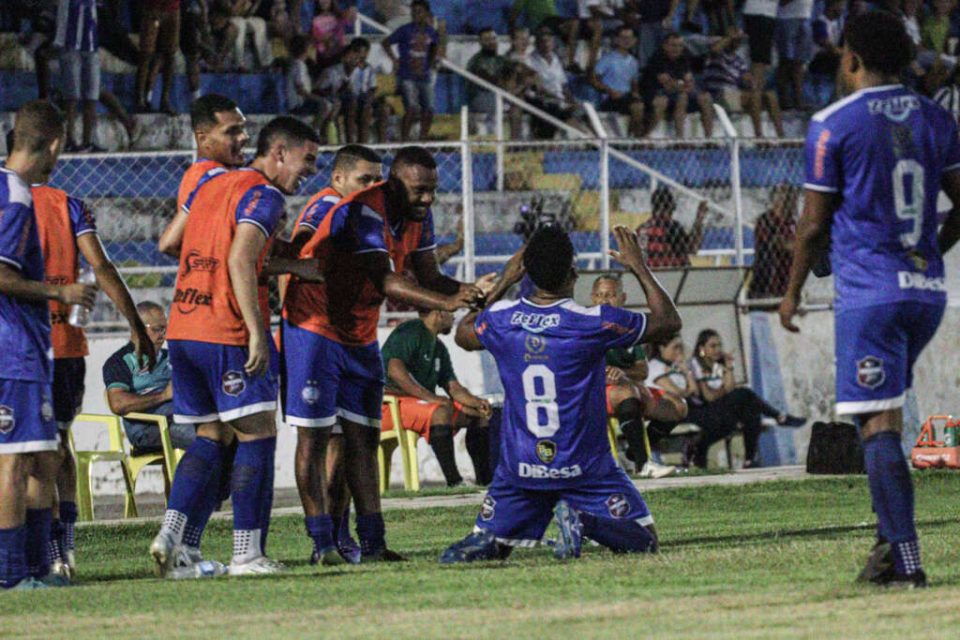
left=440, top=224, right=681, bottom=562
left=0, top=101, right=96, bottom=589
left=32, top=169, right=156, bottom=580
left=281, top=144, right=382, bottom=565
left=150, top=117, right=321, bottom=577
left=283, top=146, right=488, bottom=563
left=779, top=11, right=960, bottom=587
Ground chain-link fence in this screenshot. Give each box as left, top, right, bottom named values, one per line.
left=20, top=135, right=814, bottom=330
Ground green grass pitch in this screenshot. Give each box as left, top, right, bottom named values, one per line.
left=4, top=472, right=960, bottom=639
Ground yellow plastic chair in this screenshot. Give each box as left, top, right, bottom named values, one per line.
left=608, top=417, right=654, bottom=469
left=378, top=396, right=420, bottom=494
left=122, top=412, right=183, bottom=517
left=70, top=414, right=136, bottom=522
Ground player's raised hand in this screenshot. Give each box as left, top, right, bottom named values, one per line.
left=442, top=286, right=482, bottom=312
left=778, top=294, right=801, bottom=333
left=245, top=331, right=271, bottom=377
left=608, top=225, right=646, bottom=272
left=59, top=282, right=98, bottom=308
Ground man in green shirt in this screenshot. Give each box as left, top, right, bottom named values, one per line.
left=381, top=309, right=493, bottom=486
left=466, top=28, right=508, bottom=114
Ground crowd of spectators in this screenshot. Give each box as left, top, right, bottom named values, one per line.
left=6, top=0, right=960, bottom=144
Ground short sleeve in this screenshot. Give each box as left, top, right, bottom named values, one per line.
left=599, top=305, right=647, bottom=350
left=102, top=350, right=133, bottom=391
left=298, top=195, right=339, bottom=232
left=594, top=54, right=612, bottom=81
left=437, top=342, right=457, bottom=387
left=381, top=323, right=419, bottom=368
left=66, top=196, right=97, bottom=237
left=235, top=184, right=286, bottom=238
left=414, top=210, right=437, bottom=252
left=474, top=308, right=498, bottom=352
left=0, top=202, right=34, bottom=270
left=804, top=118, right=841, bottom=193
left=347, top=202, right=387, bottom=254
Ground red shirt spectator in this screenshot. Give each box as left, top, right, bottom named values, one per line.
left=638, top=186, right=708, bottom=268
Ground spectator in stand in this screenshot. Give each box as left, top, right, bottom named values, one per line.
left=207, top=1, right=239, bottom=71
left=635, top=0, right=680, bottom=68
left=343, top=38, right=385, bottom=143
left=311, top=0, right=351, bottom=70
left=748, top=184, right=798, bottom=300
left=644, top=334, right=700, bottom=467
left=98, top=0, right=140, bottom=67
left=640, top=32, right=714, bottom=138
left=703, top=27, right=784, bottom=138
left=527, top=27, right=586, bottom=138
left=135, top=0, right=180, bottom=114
left=270, top=0, right=296, bottom=46
left=466, top=27, right=508, bottom=115
left=571, top=0, right=622, bottom=73
left=55, top=0, right=104, bottom=151
left=680, top=0, right=735, bottom=37
left=103, top=302, right=197, bottom=452
left=637, top=185, right=707, bottom=268
left=775, top=0, right=814, bottom=110
left=226, top=0, right=272, bottom=71
left=934, top=63, right=960, bottom=125
left=383, top=0, right=439, bottom=141
left=181, top=0, right=214, bottom=101
left=507, top=26, right=532, bottom=64
left=741, top=0, right=778, bottom=121
left=320, top=39, right=374, bottom=142
left=808, top=0, right=845, bottom=105
left=381, top=309, right=493, bottom=487
left=588, top=26, right=645, bottom=138
left=287, top=34, right=340, bottom=133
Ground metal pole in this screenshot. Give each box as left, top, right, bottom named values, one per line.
left=600, top=139, right=610, bottom=270
left=731, top=138, right=744, bottom=266
left=495, top=93, right=504, bottom=193
left=460, top=106, right=476, bottom=282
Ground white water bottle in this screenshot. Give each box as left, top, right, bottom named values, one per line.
left=67, top=267, right=96, bottom=328
left=168, top=560, right=228, bottom=580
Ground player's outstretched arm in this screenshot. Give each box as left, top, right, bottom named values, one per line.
left=938, top=171, right=960, bottom=255
left=446, top=381, right=493, bottom=419
left=608, top=225, right=681, bottom=343
left=78, top=233, right=157, bottom=370
left=158, top=210, right=188, bottom=257
left=0, top=264, right=96, bottom=308
left=229, top=224, right=271, bottom=376
left=778, top=190, right=837, bottom=333
left=358, top=252, right=481, bottom=311
left=411, top=248, right=468, bottom=295
left=455, top=246, right=526, bottom=351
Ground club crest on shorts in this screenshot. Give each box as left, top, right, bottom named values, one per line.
left=41, top=399, right=53, bottom=422
left=222, top=371, right=246, bottom=397
left=856, top=356, right=885, bottom=389
left=536, top=439, right=557, bottom=464
left=480, top=495, right=496, bottom=521
left=606, top=493, right=630, bottom=519
left=0, top=405, right=14, bottom=434
left=301, top=381, right=320, bottom=405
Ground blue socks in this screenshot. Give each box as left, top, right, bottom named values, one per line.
left=182, top=439, right=226, bottom=549
left=305, top=514, right=334, bottom=553
left=25, top=508, right=52, bottom=578
left=579, top=512, right=657, bottom=553
left=863, top=431, right=922, bottom=576
left=166, top=437, right=224, bottom=542
left=231, top=437, right=276, bottom=561
left=0, top=526, right=27, bottom=588
left=259, top=438, right=276, bottom=553
left=356, top=513, right=386, bottom=555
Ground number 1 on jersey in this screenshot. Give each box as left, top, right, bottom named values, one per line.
left=521, top=364, right=560, bottom=438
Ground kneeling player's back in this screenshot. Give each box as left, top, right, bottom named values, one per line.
left=476, top=298, right=647, bottom=487
left=167, top=168, right=285, bottom=346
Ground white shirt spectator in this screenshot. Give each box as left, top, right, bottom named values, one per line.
left=646, top=358, right=688, bottom=392
left=528, top=50, right=567, bottom=100
left=777, top=0, right=814, bottom=20
left=689, top=358, right=724, bottom=392
left=350, top=64, right=377, bottom=97
left=319, top=63, right=349, bottom=94
left=813, top=11, right=844, bottom=51
left=742, top=0, right=779, bottom=18
left=286, top=58, right=311, bottom=110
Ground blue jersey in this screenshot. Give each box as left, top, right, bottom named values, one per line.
left=804, top=84, right=960, bottom=312
left=0, top=168, right=52, bottom=384
left=475, top=298, right=647, bottom=489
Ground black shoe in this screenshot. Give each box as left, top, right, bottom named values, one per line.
left=777, top=414, right=807, bottom=428
left=856, top=542, right=895, bottom=584
left=884, top=569, right=927, bottom=589
left=362, top=547, right=406, bottom=563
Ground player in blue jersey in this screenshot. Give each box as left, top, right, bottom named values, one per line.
left=780, top=11, right=960, bottom=588
left=0, top=101, right=96, bottom=589
left=440, top=224, right=681, bottom=562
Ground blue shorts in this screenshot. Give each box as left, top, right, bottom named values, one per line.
left=835, top=301, right=944, bottom=416
left=474, top=467, right=654, bottom=547
left=168, top=337, right=279, bottom=424
left=281, top=321, right=384, bottom=430
left=0, top=378, right=57, bottom=454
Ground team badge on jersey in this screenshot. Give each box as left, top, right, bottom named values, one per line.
left=480, top=495, right=496, bottom=521
left=301, top=381, right=321, bottom=405
left=0, top=405, right=14, bottom=434
left=856, top=356, right=885, bottom=389
left=222, top=371, right=247, bottom=397
left=606, top=493, right=630, bottom=519
left=536, top=439, right=557, bottom=464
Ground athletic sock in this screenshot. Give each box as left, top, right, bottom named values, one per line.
left=258, top=437, right=277, bottom=553
left=163, top=437, right=222, bottom=543
left=616, top=397, right=646, bottom=467
left=181, top=439, right=226, bottom=550
left=429, top=425, right=463, bottom=486
left=59, top=501, right=77, bottom=556
left=0, top=526, right=27, bottom=588
left=305, top=514, right=334, bottom=553
left=231, top=438, right=274, bottom=563
left=863, top=431, right=921, bottom=576
left=25, top=508, right=52, bottom=578
left=356, top=513, right=386, bottom=555
left=47, top=520, right=64, bottom=566
left=579, top=512, right=657, bottom=553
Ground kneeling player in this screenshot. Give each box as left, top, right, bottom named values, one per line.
left=441, top=224, right=681, bottom=562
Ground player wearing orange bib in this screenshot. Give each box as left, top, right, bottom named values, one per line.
left=150, top=117, right=320, bottom=578
left=283, top=146, right=489, bottom=562
left=32, top=181, right=154, bottom=580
